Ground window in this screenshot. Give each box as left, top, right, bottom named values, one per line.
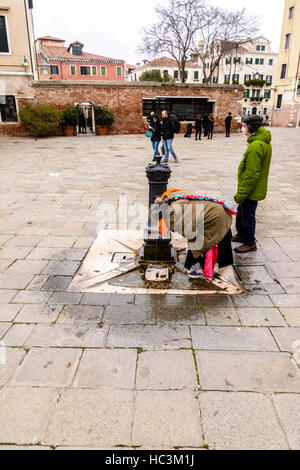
left=224, top=74, right=230, bottom=82
left=284, top=33, right=291, bottom=50
left=260, top=59, right=264, bottom=65
left=101, top=66, right=106, bottom=76
left=225, top=58, right=231, bottom=65
left=0, top=16, right=9, bottom=53
left=174, top=70, right=179, bottom=79
left=269, top=59, right=273, bottom=66
left=264, top=90, right=271, bottom=99
left=232, top=74, right=239, bottom=83
left=72, top=46, right=82, bottom=56
left=263, top=108, right=268, bottom=115
left=276, top=94, right=283, bottom=108
left=246, top=58, right=253, bottom=64
left=244, top=74, right=251, bottom=82
left=0, top=96, right=17, bottom=122
left=261, top=45, right=266, bottom=51
left=256, top=45, right=261, bottom=51
left=252, top=89, right=261, bottom=98
left=194, top=71, right=199, bottom=80
left=80, top=66, right=91, bottom=76
left=280, top=63, right=287, bottom=80
left=41, top=69, right=49, bottom=75
left=116, top=67, right=122, bottom=77
left=70, top=65, right=76, bottom=76
left=233, top=57, right=241, bottom=64
left=212, top=76, right=218, bottom=84
left=92, top=66, right=97, bottom=76
left=288, top=6, right=295, bottom=19
left=205, top=62, right=210, bottom=69
left=259, top=74, right=264, bottom=80
left=266, top=75, right=272, bottom=83
left=50, top=65, right=59, bottom=75
left=244, top=89, right=250, bottom=98
left=242, top=108, right=247, bottom=116
left=255, top=58, right=259, bottom=65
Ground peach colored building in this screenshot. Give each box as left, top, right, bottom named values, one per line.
left=36, top=36, right=125, bottom=82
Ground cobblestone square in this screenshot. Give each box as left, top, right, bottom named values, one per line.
left=0, top=129, right=299, bottom=449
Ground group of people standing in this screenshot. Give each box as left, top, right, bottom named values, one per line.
left=148, top=110, right=180, bottom=163
left=193, top=113, right=215, bottom=140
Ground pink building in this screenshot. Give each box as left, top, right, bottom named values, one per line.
left=36, top=36, right=125, bottom=81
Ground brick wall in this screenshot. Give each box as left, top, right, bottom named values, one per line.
left=0, top=81, right=243, bottom=136
left=272, top=104, right=300, bottom=128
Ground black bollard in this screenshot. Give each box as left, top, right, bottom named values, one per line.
left=139, top=156, right=176, bottom=263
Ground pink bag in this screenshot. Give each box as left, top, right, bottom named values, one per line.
left=203, top=246, right=218, bottom=280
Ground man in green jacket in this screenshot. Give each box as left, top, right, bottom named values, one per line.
left=232, top=115, right=272, bottom=253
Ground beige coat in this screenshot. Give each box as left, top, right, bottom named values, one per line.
left=163, top=191, right=232, bottom=258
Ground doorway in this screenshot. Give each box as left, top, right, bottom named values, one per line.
left=252, top=107, right=257, bottom=115
left=76, top=102, right=95, bottom=135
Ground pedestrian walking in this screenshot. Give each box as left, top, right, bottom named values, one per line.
left=232, top=115, right=272, bottom=253
left=149, top=115, right=162, bottom=161
left=161, top=110, right=179, bottom=163
left=207, top=113, right=215, bottom=140
left=195, top=114, right=202, bottom=140
left=225, top=112, right=232, bottom=137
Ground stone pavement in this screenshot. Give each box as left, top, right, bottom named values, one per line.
left=0, top=129, right=299, bottom=450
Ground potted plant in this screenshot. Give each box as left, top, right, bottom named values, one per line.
left=60, top=107, right=79, bottom=136
left=94, top=106, right=114, bottom=135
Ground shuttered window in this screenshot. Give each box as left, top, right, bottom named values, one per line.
left=0, top=16, right=9, bottom=53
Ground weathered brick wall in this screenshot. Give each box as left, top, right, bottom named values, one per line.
left=0, top=81, right=243, bottom=136
left=272, top=104, right=300, bottom=128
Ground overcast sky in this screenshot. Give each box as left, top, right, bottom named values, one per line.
left=33, top=0, right=285, bottom=64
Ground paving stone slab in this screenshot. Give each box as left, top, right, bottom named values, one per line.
left=0, top=290, right=18, bottom=304
left=267, top=262, right=300, bottom=279
left=279, top=308, right=300, bottom=327
left=0, top=348, right=26, bottom=386
left=0, top=387, right=59, bottom=445
left=0, top=247, right=33, bottom=259
left=106, top=325, right=191, bottom=350
left=57, top=305, right=104, bottom=324
left=196, top=351, right=300, bottom=392
left=26, top=275, right=49, bottom=291
left=103, top=305, right=155, bottom=325
left=42, top=261, right=80, bottom=276
left=191, top=326, right=278, bottom=351
left=14, top=304, right=62, bottom=324
left=238, top=266, right=275, bottom=285
left=199, top=392, right=288, bottom=450
left=0, top=259, right=15, bottom=272
left=273, top=394, right=300, bottom=450
left=271, top=294, right=300, bottom=308
left=10, top=348, right=82, bottom=387
left=204, top=307, right=240, bottom=326
left=244, top=283, right=286, bottom=295
left=237, top=307, right=287, bottom=327
left=270, top=328, right=300, bottom=353
left=2, top=324, right=34, bottom=346
left=44, top=389, right=133, bottom=447
left=49, top=292, right=82, bottom=305
left=0, top=322, right=11, bottom=340
left=136, top=350, right=197, bottom=390
left=25, top=324, right=108, bottom=348
left=0, top=273, right=34, bottom=290
left=233, top=294, right=274, bottom=307
left=5, top=235, right=42, bottom=247
left=5, top=260, right=48, bottom=275
left=81, top=293, right=111, bottom=306
left=196, top=295, right=234, bottom=307
left=11, top=290, right=53, bottom=304
left=0, top=303, right=22, bottom=322
left=42, top=276, right=73, bottom=292
left=73, top=349, right=137, bottom=389
left=38, top=236, right=77, bottom=248
left=132, top=390, right=203, bottom=448
left=277, top=278, right=300, bottom=294
left=109, top=294, right=135, bottom=306
left=0, top=446, right=52, bottom=450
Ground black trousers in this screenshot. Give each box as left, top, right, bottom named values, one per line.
left=207, top=130, right=213, bottom=139
left=184, top=229, right=233, bottom=270
left=195, top=129, right=202, bottom=140
left=225, top=126, right=231, bottom=137
left=236, top=200, right=258, bottom=246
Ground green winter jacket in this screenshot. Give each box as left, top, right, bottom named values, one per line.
left=235, top=126, right=272, bottom=204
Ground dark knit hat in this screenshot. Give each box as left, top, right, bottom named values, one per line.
left=243, top=115, right=263, bottom=126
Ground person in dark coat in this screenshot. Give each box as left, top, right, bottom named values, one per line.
left=161, top=110, right=178, bottom=163
left=184, top=123, right=193, bottom=138
left=202, top=113, right=209, bottom=137
left=207, top=114, right=215, bottom=140
left=79, top=112, right=87, bottom=134
left=225, top=112, right=232, bottom=137
left=194, top=114, right=202, bottom=140
left=149, top=115, right=162, bottom=161
left=147, top=111, right=155, bottom=126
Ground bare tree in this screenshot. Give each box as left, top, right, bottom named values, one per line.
left=138, top=0, right=259, bottom=84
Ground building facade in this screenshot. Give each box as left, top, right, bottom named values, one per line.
left=272, top=0, right=300, bottom=127
left=204, top=36, right=278, bottom=120
left=0, top=0, right=38, bottom=130
left=127, top=57, right=202, bottom=84
left=36, top=36, right=125, bottom=82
